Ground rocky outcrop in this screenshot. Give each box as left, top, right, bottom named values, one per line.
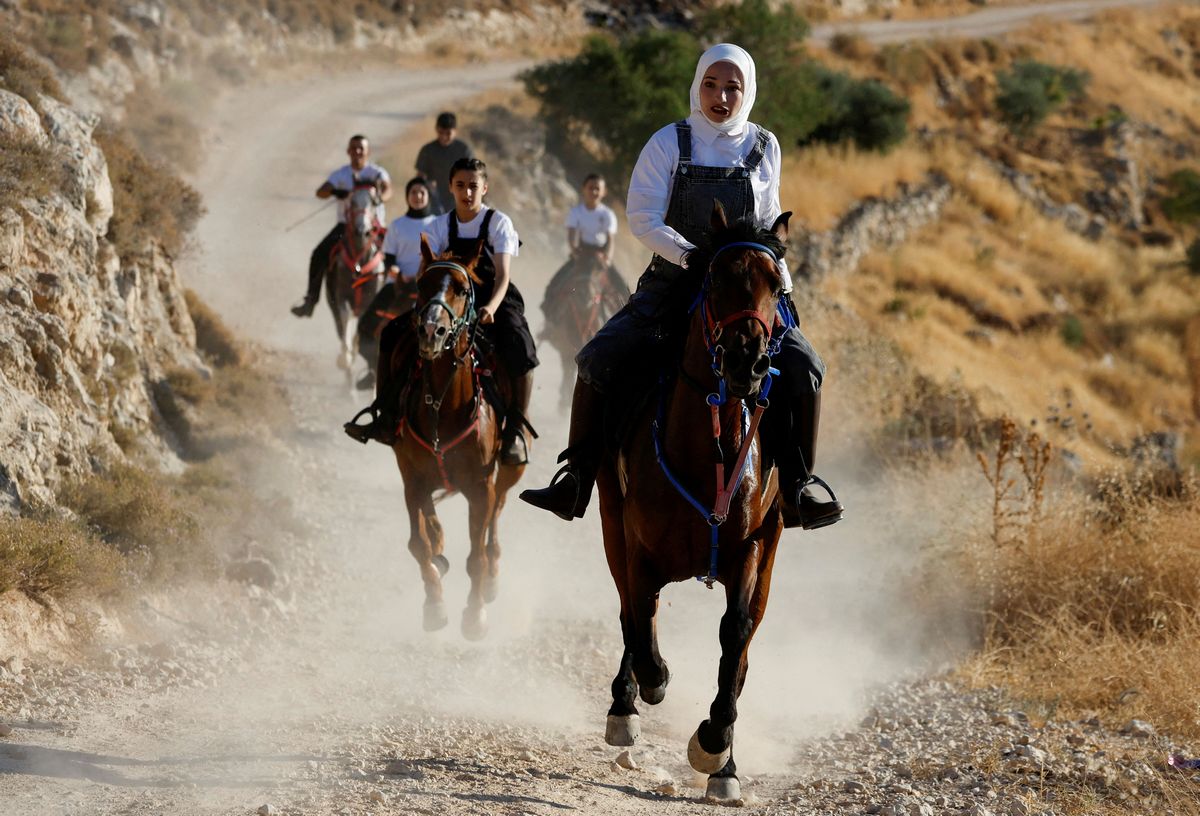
left=0, top=86, right=201, bottom=510
left=793, top=171, right=953, bottom=281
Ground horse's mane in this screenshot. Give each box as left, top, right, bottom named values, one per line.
left=683, top=217, right=786, bottom=281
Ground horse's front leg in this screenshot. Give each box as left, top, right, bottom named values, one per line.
left=598, top=467, right=639, bottom=745
left=461, top=479, right=497, bottom=641
left=689, top=527, right=779, bottom=802
left=626, top=547, right=669, bottom=705
left=401, top=470, right=447, bottom=632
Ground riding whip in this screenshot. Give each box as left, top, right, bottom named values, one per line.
left=282, top=199, right=337, bottom=233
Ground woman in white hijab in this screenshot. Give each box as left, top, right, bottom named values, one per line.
left=522, top=44, right=843, bottom=532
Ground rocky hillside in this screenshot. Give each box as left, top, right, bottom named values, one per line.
left=0, top=81, right=202, bottom=509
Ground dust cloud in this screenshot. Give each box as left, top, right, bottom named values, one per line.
left=168, top=59, right=979, bottom=799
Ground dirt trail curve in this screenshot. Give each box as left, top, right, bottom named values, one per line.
left=0, top=6, right=1174, bottom=813
left=810, top=0, right=1171, bottom=46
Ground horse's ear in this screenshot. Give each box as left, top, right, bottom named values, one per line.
left=464, top=238, right=486, bottom=285
left=419, top=233, right=436, bottom=264
left=710, top=199, right=729, bottom=232
left=771, top=211, right=792, bottom=244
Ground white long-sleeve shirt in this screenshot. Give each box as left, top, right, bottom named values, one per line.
left=425, top=207, right=520, bottom=258
left=382, top=213, right=438, bottom=280
left=626, top=112, right=782, bottom=269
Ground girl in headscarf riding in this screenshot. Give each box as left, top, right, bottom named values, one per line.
left=521, top=43, right=843, bottom=531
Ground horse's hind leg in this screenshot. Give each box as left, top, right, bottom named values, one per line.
left=402, top=474, right=447, bottom=632
left=689, top=521, right=782, bottom=802
left=598, top=468, right=639, bottom=745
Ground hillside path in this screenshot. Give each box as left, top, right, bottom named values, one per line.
left=811, top=0, right=1171, bottom=45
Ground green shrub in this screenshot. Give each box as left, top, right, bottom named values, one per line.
left=1060, top=314, right=1086, bottom=349
left=522, top=30, right=696, bottom=183
left=995, top=59, right=1089, bottom=136
left=523, top=0, right=911, bottom=183
left=801, top=67, right=911, bottom=152
left=1186, top=237, right=1200, bottom=275
left=1162, top=169, right=1200, bottom=225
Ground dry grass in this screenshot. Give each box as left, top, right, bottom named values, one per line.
left=0, top=132, right=67, bottom=204
left=185, top=289, right=244, bottom=367
left=782, top=142, right=931, bottom=230
left=96, top=123, right=205, bottom=258
left=958, top=458, right=1200, bottom=739
left=0, top=514, right=122, bottom=598
left=0, top=36, right=63, bottom=111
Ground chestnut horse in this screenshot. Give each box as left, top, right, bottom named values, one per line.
left=393, top=236, right=523, bottom=640
left=596, top=206, right=790, bottom=802
left=327, top=183, right=386, bottom=385
left=541, top=248, right=630, bottom=412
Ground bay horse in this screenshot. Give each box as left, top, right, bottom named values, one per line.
left=393, top=235, right=523, bottom=640
left=327, top=183, right=386, bottom=385
left=541, top=248, right=630, bottom=412
left=596, top=204, right=790, bottom=802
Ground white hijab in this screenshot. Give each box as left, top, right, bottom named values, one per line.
left=689, top=43, right=757, bottom=136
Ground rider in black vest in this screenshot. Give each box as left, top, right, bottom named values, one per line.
left=520, top=44, right=843, bottom=532
left=345, top=158, right=538, bottom=466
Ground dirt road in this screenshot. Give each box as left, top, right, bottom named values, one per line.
left=810, top=0, right=1170, bottom=45
left=0, top=11, right=1180, bottom=812
left=0, top=60, right=952, bottom=815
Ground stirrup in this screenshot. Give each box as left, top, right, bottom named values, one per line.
left=500, top=431, right=529, bottom=466
left=798, top=475, right=844, bottom=531
left=343, top=405, right=378, bottom=445
left=518, top=463, right=582, bottom=521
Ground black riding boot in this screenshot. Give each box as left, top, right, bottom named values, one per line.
left=292, top=254, right=326, bottom=317
left=779, top=390, right=844, bottom=530
left=500, top=371, right=534, bottom=466
left=344, top=319, right=408, bottom=445
left=519, top=378, right=602, bottom=520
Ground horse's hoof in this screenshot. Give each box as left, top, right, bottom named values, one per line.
left=605, top=714, right=640, bottom=746
left=704, top=775, right=741, bottom=803
left=461, top=607, right=488, bottom=641
left=336, top=354, right=350, bottom=371
left=687, top=728, right=730, bottom=775
left=432, top=554, right=449, bottom=577
left=423, top=601, right=448, bottom=632
left=638, top=661, right=669, bottom=705
left=482, top=577, right=498, bottom=604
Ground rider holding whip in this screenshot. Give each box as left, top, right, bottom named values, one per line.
left=521, top=43, right=843, bottom=531
left=291, top=134, right=393, bottom=317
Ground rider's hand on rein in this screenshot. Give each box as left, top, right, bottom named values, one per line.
left=478, top=306, right=495, bottom=325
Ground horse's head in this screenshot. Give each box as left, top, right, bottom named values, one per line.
left=412, top=234, right=484, bottom=360
left=346, top=184, right=380, bottom=239
left=690, top=202, right=790, bottom=401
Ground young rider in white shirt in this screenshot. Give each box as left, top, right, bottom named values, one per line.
left=521, top=43, right=843, bottom=532
left=543, top=174, right=629, bottom=323
left=291, top=134, right=393, bottom=317
left=345, top=158, right=539, bottom=466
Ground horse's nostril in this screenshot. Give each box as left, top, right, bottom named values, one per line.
left=752, top=355, right=770, bottom=376
left=435, top=326, right=447, bottom=337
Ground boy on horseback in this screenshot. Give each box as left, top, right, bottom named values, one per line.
left=292, top=134, right=393, bottom=317
left=521, top=44, right=843, bottom=531
left=542, top=174, right=629, bottom=323
left=345, top=158, right=539, bottom=466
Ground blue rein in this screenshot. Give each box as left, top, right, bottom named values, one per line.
left=653, top=240, right=785, bottom=588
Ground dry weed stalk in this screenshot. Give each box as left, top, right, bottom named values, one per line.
left=976, top=417, right=1053, bottom=548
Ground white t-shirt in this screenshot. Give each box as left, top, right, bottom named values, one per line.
left=327, top=162, right=391, bottom=224
left=626, top=112, right=791, bottom=290
left=566, top=202, right=618, bottom=248
left=382, top=214, right=439, bottom=280
left=426, top=207, right=520, bottom=258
